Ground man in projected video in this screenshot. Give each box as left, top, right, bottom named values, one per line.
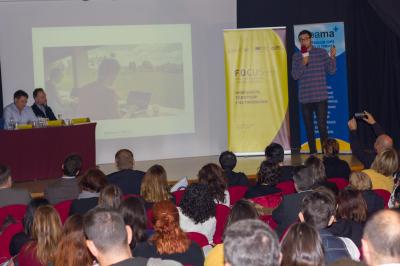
left=75, top=58, right=121, bottom=120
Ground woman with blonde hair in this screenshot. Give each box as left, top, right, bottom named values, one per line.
left=140, top=164, right=173, bottom=210
left=363, top=148, right=398, bottom=192
left=18, top=205, right=62, bottom=266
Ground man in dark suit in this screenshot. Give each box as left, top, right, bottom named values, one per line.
left=0, top=164, right=31, bottom=207
left=44, top=154, right=82, bottom=204
left=106, top=149, right=145, bottom=195
left=272, top=166, right=315, bottom=237
left=31, top=88, right=57, bottom=120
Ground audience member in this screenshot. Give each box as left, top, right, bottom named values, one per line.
left=349, top=172, right=384, bottom=217
left=323, top=138, right=351, bottom=179
left=198, top=163, right=230, bottom=206
left=31, top=88, right=57, bottom=120
left=348, top=112, right=392, bottom=168
left=0, top=164, right=31, bottom=207
left=69, top=168, right=108, bottom=215
left=107, top=149, right=145, bottom=195
left=218, top=151, right=249, bottom=187
left=224, top=219, right=281, bottom=266
left=178, top=183, right=216, bottom=244
left=3, top=90, right=37, bottom=129
left=133, top=201, right=204, bottom=266
left=265, top=142, right=295, bottom=181
left=363, top=148, right=398, bottom=193
left=281, top=222, right=325, bottom=266
left=305, top=155, right=338, bottom=194
left=44, top=154, right=82, bottom=204
left=98, top=184, right=123, bottom=209
left=390, top=185, right=400, bottom=209
left=18, top=205, right=62, bottom=266
left=54, top=214, right=94, bottom=266
left=362, top=210, right=400, bottom=266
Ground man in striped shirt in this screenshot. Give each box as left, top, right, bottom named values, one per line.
left=292, top=29, right=336, bottom=154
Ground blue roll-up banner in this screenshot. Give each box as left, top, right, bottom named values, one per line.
left=293, top=22, right=350, bottom=153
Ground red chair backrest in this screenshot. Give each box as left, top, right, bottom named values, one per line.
left=146, top=209, right=154, bottom=229
left=123, top=194, right=141, bottom=200
left=0, top=222, right=23, bottom=263
left=54, top=200, right=73, bottom=224
left=259, top=215, right=278, bottom=230
left=172, top=190, right=186, bottom=206
left=187, top=232, right=209, bottom=247
left=327, top=178, right=349, bottom=190
left=213, top=204, right=231, bottom=244
left=0, top=204, right=27, bottom=225
left=249, top=193, right=283, bottom=209
left=276, top=181, right=296, bottom=195
left=373, top=189, right=391, bottom=208
left=228, top=186, right=249, bottom=206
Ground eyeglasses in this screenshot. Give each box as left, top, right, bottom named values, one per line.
left=299, top=37, right=310, bottom=41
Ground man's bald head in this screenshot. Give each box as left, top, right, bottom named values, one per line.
left=362, top=210, right=400, bottom=265
left=374, top=134, right=393, bottom=154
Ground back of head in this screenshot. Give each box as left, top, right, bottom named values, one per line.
left=198, top=163, right=226, bottom=203
left=363, top=210, right=400, bottom=265
left=264, top=142, right=284, bottom=164
left=226, top=199, right=258, bottom=229
left=323, top=138, right=339, bottom=157
left=371, top=148, right=399, bottom=176
left=140, top=164, right=170, bottom=202
left=63, top=154, right=82, bottom=177
left=256, top=160, right=280, bottom=185
left=293, top=166, right=315, bottom=192
left=79, top=168, right=108, bottom=193
left=304, top=156, right=327, bottom=183
left=179, top=183, right=215, bottom=224
left=224, top=219, right=280, bottom=266
left=349, top=171, right=372, bottom=191
left=375, top=134, right=393, bottom=154
left=83, top=207, right=128, bottom=255
left=337, top=189, right=367, bottom=223
left=119, top=197, right=147, bottom=243
left=281, top=223, right=325, bottom=266
left=219, top=151, right=237, bottom=171
left=23, top=198, right=50, bottom=236
left=115, top=149, right=134, bottom=170
left=99, top=184, right=123, bottom=209
left=0, top=164, right=11, bottom=187
left=151, top=200, right=190, bottom=254
left=301, top=190, right=336, bottom=230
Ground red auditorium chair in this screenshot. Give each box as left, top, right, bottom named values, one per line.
left=213, top=204, right=231, bottom=244
left=373, top=189, right=391, bottom=208
left=146, top=209, right=154, bottom=229
left=276, top=180, right=296, bottom=195
left=172, top=189, right=186, bottom=206
left=327, top=177, right=349, bottom=190
left=0, top=222, right=23, bottom=264
left=54, top=199, right=73, bottom=224
left=187, top=232, right=209, bottom=248
left=249, top=192, right=283, bottom=210
left=259, top=215, right=278, bottom=230
left=0, top=204, right=27, bottom=225
left=122, top=194, right=141, bottom=200
left=228, top=186, right=248, bottom=206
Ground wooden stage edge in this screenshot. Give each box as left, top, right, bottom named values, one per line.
left=14, top=154, right=364, bottom=198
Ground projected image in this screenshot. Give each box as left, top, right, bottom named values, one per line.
left=43, top=44, right=185, bottom=120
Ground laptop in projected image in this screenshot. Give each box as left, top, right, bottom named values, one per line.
left=127, top=91, right=152, bottom=116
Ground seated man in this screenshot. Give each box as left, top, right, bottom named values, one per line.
left=348, top=111, right=392, bottom=168
left=31, top=88, right=57, bottom=120
left=224, top=219, right=281, bottom=266
left=3, top=90, right=37, bottom=129
left=83, top=207, right=182, bottom=266
left=265, top=142, right=295, bottom=181
left=0, top=164, right=31, bottom=207
left=219, top=151, right=249, bottom=187
left=44, top=154, right=82, bottom=204
left=362, top=210, right=400, bottom=266
left=107, top=149, right=145, bottom=195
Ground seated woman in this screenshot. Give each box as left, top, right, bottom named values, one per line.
left=69, top=168, right=108, bottom=215
left=178, top=183, right=216, bottom=244
left=323, top=138, right=351, bottom=179
left=327, top=189, right=368, bottom=247
left=198, top=163, right=230, bottom=206
left=140, top=164, right=174, bottom=210
left=244, top=160, right=282, bottom=199
left=98, top=184, right=123, bottom=209
left=18, top=205, right=62, bottom=266
left=305, top=156, right=338, bottom=195
left=348, top=171, right=384, bottom=217
left=363, top=148, right=398, bottom=193
left=133, top=200, right=205, bottom=266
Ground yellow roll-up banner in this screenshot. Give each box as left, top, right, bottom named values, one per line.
left=224, top=27, right=290, bottom=154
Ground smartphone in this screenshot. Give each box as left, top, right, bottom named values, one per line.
left=354, top=112, right=367, bottom=119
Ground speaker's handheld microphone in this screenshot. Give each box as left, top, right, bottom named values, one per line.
left=301, top=45, right=309, bottom=57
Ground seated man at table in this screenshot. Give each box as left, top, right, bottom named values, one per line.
left=31, top=88, right=57, bottom=121
left=107, top=149, right=145, bottom=195
left=0, top=164, right=31, bottom=207
left=44, top=154, right=82, bottom=204
left=3, top=90, right=37, bottom=129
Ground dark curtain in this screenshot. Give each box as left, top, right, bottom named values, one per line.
left=0, top=63, right=2, bottom=118
left=238, top=0, right=400, bottom=151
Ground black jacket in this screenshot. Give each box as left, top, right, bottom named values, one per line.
left=107, top=169, right=145, bottom=195
left=31, top=103, right=57, bottom=120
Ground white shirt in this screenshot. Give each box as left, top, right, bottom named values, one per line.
left=178, top=207, right=216, bottom=244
